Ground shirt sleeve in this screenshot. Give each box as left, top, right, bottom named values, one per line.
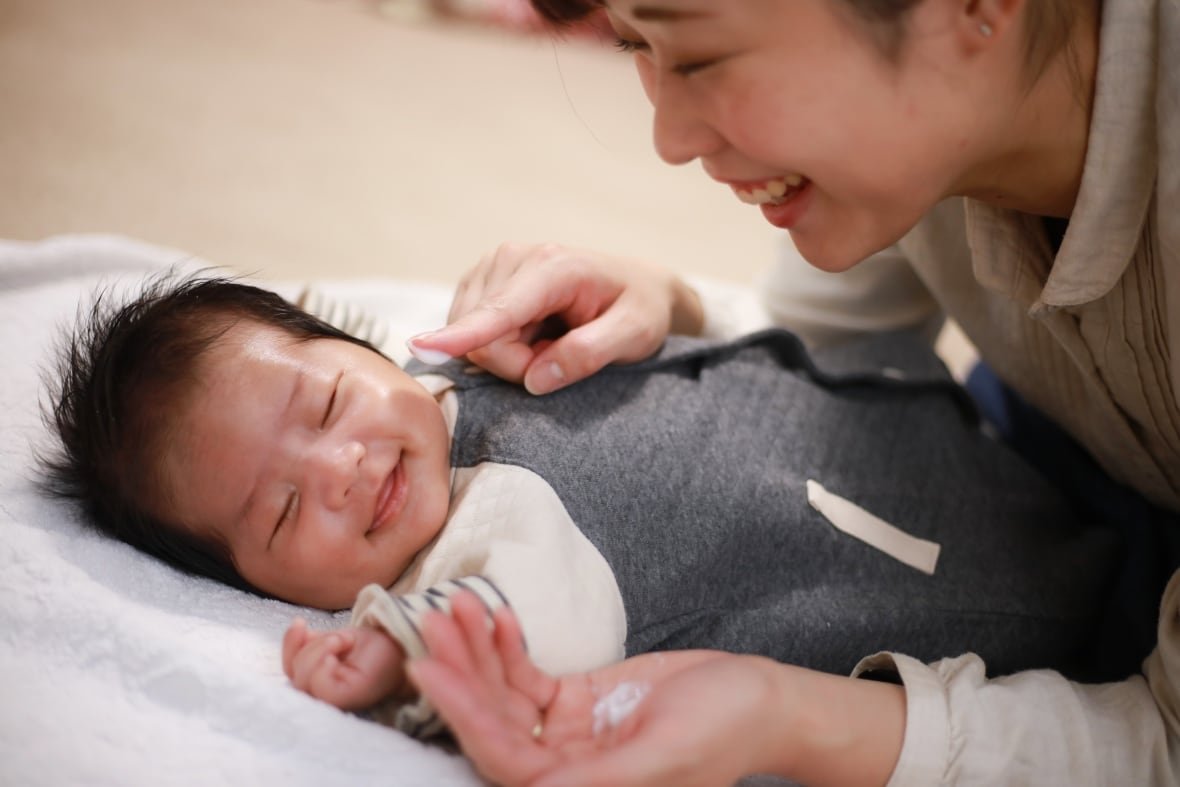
left=348, top=463, right=627, bottom=739
left=349, top=576, right=510, bottom=738
left=853, top=569, right=1180, bottom=786
left=757, top=236, right=943, bottom=348
left=689, top=273, right=774, bottom=341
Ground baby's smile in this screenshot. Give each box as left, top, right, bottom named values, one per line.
left=369, top=461, right=408, bottom=535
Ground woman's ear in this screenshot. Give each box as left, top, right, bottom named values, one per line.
left=957, top=0, right=1024, bottom=56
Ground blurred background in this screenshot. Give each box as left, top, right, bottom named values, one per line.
left=0, top=0, right=781, bottom=286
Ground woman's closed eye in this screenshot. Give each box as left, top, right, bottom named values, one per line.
left=613, top=36, right=718, bottom=77
left=670, top=58, right=717, bottom=77
left=613, top=35, right=648, bottom=54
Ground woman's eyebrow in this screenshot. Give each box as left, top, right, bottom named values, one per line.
left=630, top=5, right=708, bottom=22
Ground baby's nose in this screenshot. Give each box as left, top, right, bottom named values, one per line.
left=318, top=440, right=365, bottom=510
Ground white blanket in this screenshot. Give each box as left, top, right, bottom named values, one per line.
left=0, top=235, right=484, bottom=786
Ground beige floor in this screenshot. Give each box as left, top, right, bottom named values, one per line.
left=0, top=0, right=781, bottom=287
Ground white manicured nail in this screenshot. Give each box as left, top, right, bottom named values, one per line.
left=406, top=340, right=452, bottom=366
left=526, top=361, right=564, bottom=394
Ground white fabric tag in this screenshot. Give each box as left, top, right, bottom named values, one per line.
left=806, top=480, right=940, bottom=575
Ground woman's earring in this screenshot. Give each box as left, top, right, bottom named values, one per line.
left=979, top=22, right=993, bottom=37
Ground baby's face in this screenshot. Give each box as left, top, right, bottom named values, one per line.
left=161, top=321, right=452, bottom=609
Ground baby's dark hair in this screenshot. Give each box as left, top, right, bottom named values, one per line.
left=40, top=272, right=382, bottom=594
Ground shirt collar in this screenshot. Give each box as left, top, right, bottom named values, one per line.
left=965, top=0, right=1157, bottom=311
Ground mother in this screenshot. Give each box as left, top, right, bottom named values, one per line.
left=407, top=0, right=1180, bottom=784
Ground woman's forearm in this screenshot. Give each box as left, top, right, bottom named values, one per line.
left=755, top=657, right=907, bottom=787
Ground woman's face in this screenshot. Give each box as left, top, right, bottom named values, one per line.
left=606, top=0, right=985, bottom=271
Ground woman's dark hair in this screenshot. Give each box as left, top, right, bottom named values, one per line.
left=39, top=272, right=382, bottom=595
left=528, top=0, right=1092, bottom=84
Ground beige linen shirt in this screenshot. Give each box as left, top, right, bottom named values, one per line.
left=750, top=0, right=1180, bottom=781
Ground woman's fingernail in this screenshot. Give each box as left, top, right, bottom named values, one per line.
left=406, top=337, right=452, bottom=365
left=525, top=361, right=564, bottom=395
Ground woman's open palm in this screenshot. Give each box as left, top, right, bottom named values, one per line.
left=408, top=592, right=773, bottom=787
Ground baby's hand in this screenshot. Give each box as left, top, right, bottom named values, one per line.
left=282, top=618, right=410, bottom=711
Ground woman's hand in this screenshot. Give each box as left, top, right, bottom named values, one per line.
left=409, top=593, right=907, bottom=787
left=282, top=619, right=410, bottom=711
left=406, top=594, right=779, bottom=787
left=408, top=242, right=704, bottom=394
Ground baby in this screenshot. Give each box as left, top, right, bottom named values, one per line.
left=42, top=273, right=1116, bottom=736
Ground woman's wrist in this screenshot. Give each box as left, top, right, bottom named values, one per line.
left=667, top=276, right=705, bottom=336
left=754, top=658, right=906, bottom=787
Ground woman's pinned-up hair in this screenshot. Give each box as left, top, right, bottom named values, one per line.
left=527, top=0, right=1090, bottom=83
left=38, top=272, right=381, bottom=595
left=528, top=0, right=599, bottom=25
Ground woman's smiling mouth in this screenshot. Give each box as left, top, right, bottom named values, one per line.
left=731, top=174, right=806, bottom=205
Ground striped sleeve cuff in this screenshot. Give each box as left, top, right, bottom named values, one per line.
left=349, top=576, right=512, bottom=738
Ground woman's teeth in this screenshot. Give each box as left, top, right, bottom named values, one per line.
left=735, top=174, right=804, bottom=205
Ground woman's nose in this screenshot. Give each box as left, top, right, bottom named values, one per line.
left=649, top=77, right=725, bottom=166
left=312, top=439, right=365, bottom=510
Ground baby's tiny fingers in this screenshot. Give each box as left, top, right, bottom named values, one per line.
left=307, top=653, right=353, bottom=706
left=328, top=628, right=357, bottom=653
left=291, top=633, right=346, bottom=691
left=282, top=618, right=309, bottom=677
